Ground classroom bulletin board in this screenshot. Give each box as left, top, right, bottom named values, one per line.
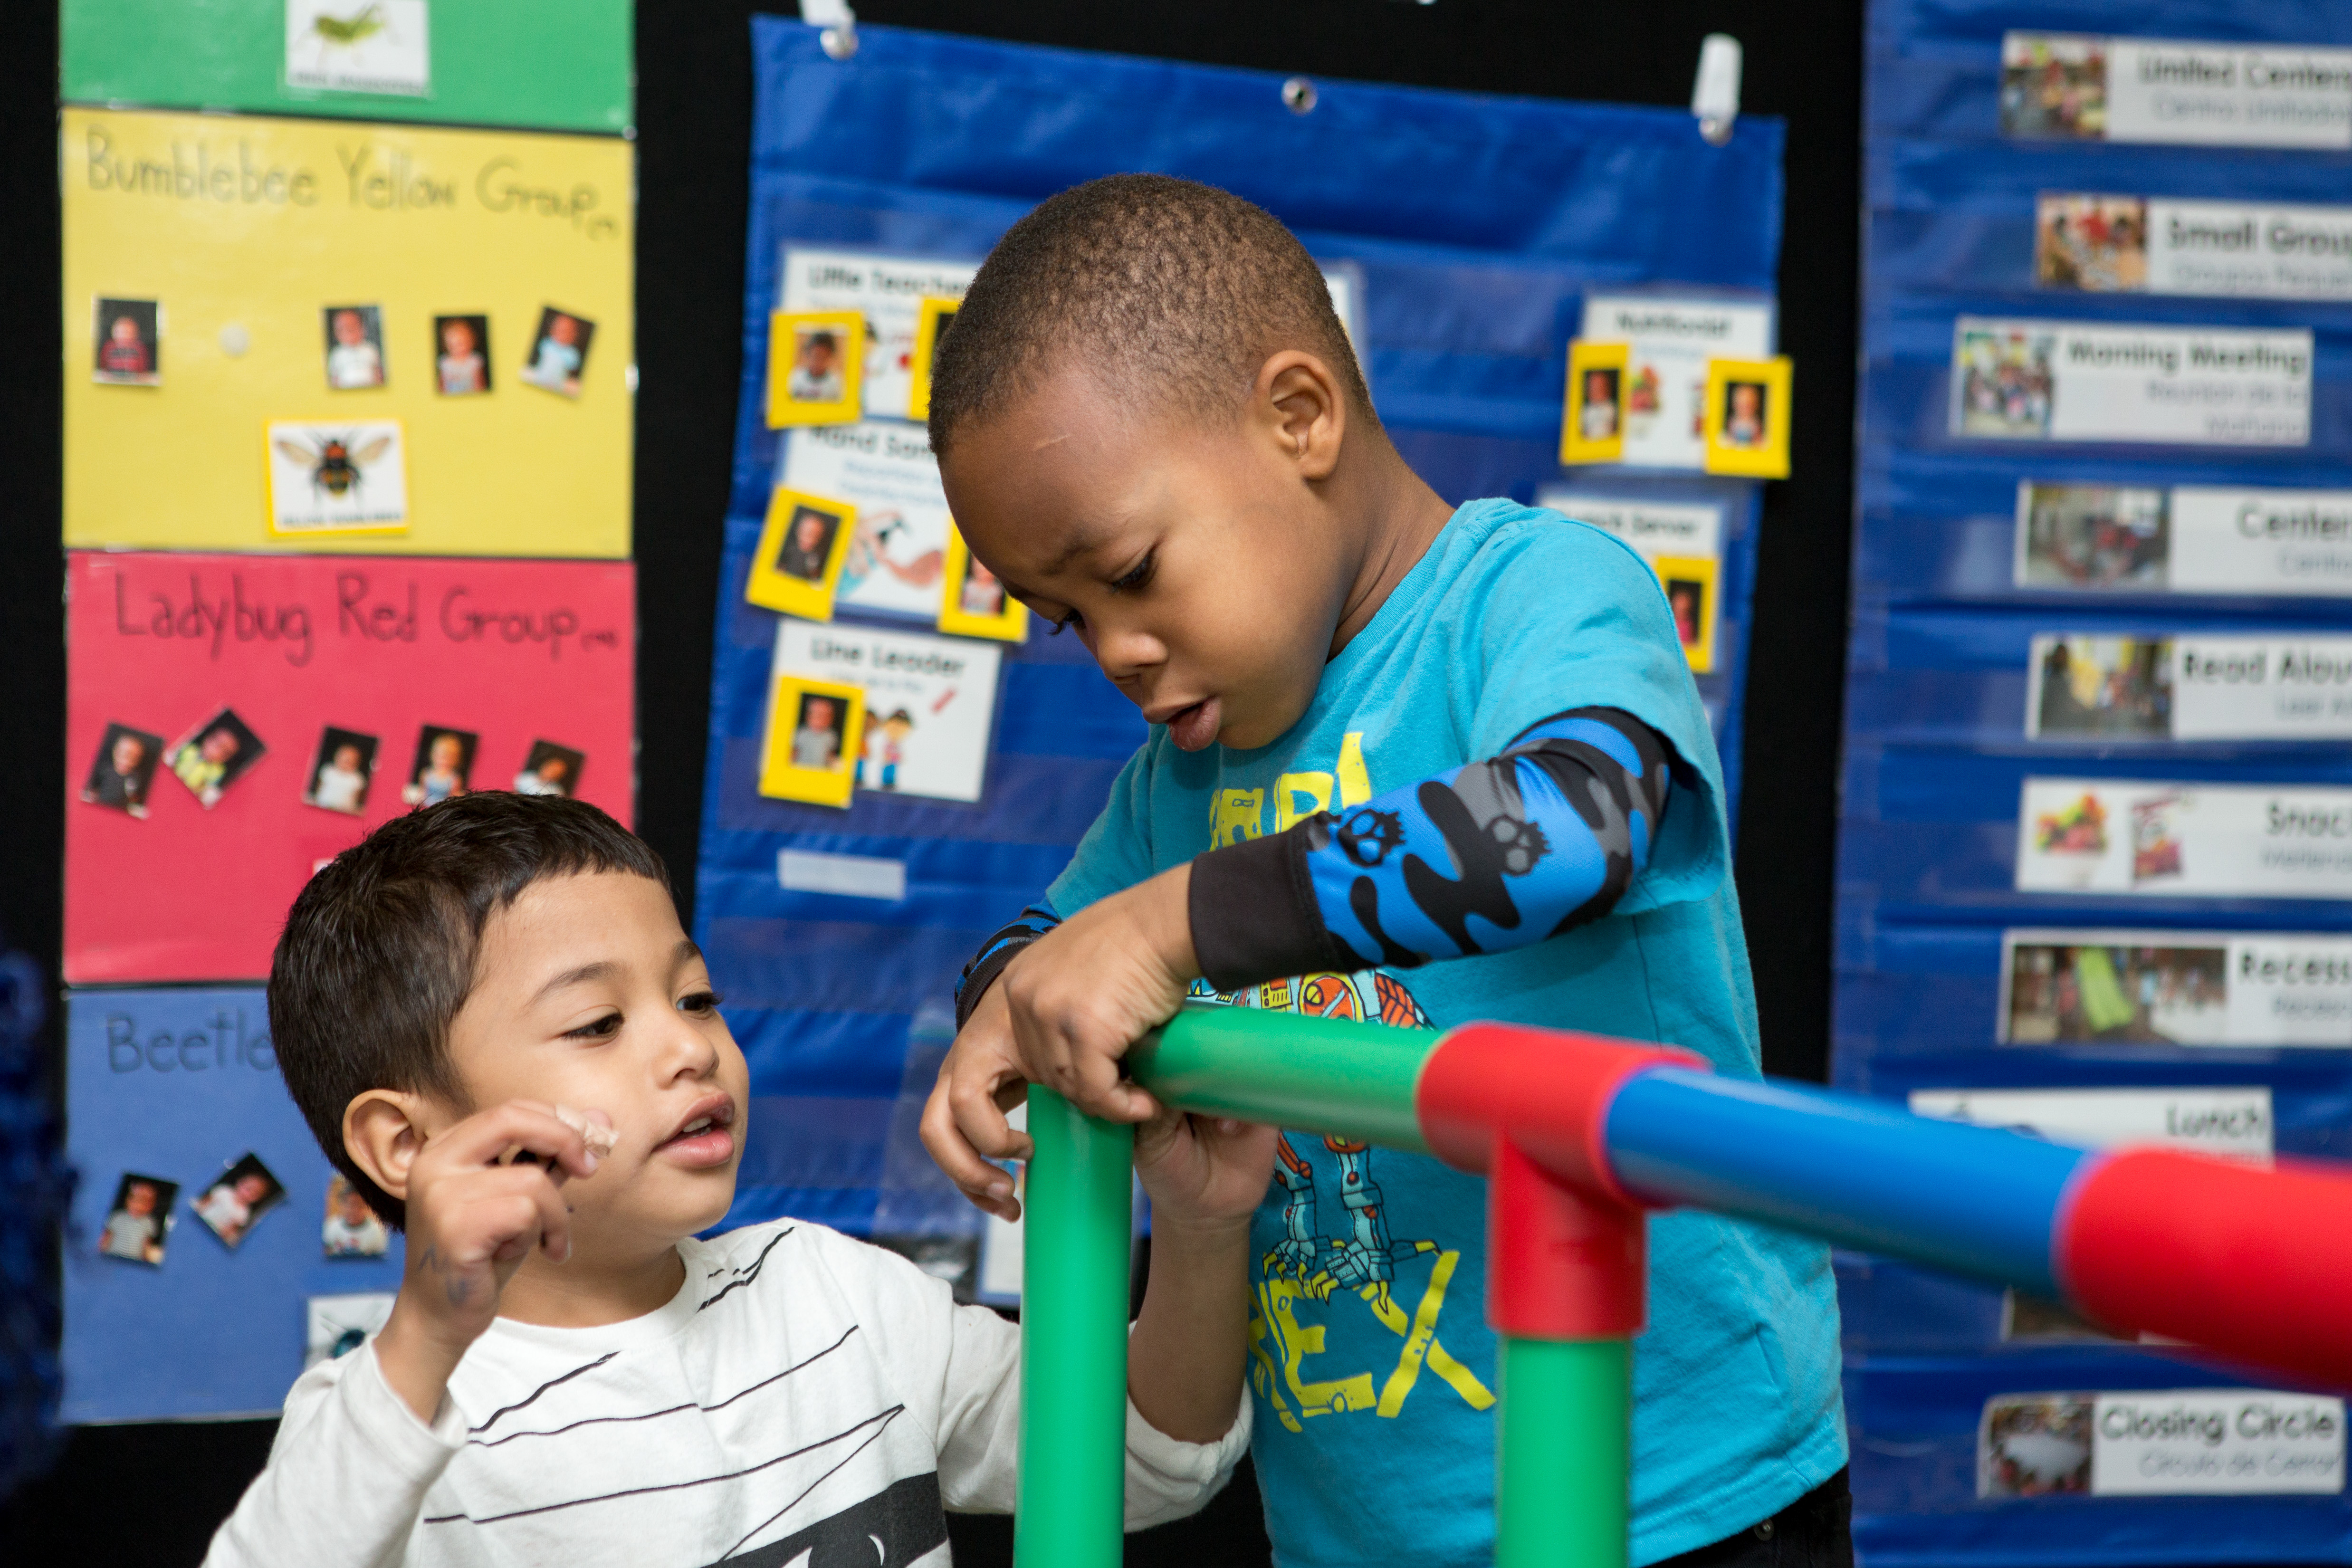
left=61, top=107, right=633, bottom=557
left=1840, top=0, right=2352, bottom=1558
left=56, top=3, right=637, bottom=1423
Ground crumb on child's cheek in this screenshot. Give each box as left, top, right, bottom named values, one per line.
left=556, top=1103, right=621, bottom=1158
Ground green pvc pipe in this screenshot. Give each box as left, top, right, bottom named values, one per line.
left=1014, top=1085, right=1134, bottom=1568
left=1497, top=1337, right=1630, bottom=1568
left=1128, top=1004, right=1437, bottom=1154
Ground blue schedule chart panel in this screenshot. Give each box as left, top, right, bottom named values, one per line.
left=62, top=988, right=402, bottom=1423
left=697, top=20, right=1788, bottom=1243
left=1841, top=1, right=2352, bottom=1559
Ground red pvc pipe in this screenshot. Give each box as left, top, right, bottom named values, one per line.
left=2058, top=1148, right=2352, bottom=1388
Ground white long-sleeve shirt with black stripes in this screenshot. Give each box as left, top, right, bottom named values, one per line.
left=201, top=1219, right=1251, bottom=1568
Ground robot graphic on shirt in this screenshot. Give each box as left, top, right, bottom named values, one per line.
left=1190, top=965, right=1495, bottom=1434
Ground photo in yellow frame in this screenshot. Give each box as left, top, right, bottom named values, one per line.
left=1559, top=340, right=1630, bottom=466
left=746, top=486, right=856, bottom=622
left=1652, top=554, right=1720, bottom=674
left=1702, top=356, right=1792, bottom=478
left=766, top=309, right=866, bottom=428
left=937, top=524, right=1028, bottom=642
left=905, top=296, right=959, bottom=422
left=759, top=673, right=867, bottom=809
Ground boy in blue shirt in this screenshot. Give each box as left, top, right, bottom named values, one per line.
left=919, top=174, right=1848, bottom=1567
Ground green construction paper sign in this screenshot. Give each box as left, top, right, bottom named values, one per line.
left=61, top=0, right=633, bottom=135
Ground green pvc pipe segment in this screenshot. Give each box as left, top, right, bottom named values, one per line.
left=1127, top=1004, right=1438, bottom=1154
left=1014, top=1085, right=1135, bottom=1568
left=1497, top=1337, right=1630, bottom=1568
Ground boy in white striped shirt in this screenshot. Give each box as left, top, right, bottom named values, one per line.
left=207, top=792, right=1269, bottom=1568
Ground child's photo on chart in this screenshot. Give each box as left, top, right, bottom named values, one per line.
left=165, top=706, right=266, bottom=809
left=402, top=725, right=478, bottom=807
left=791, top=692, right=848, bottom=770
left=92, top=296, right=160, bottom=385
left=958, top=551, right=1006, bottom=617
left=433, top=314, right=492, bottom=396
left=1579, top=366, right=1621, bottom=441
left=519, top=306, right=595, bottom=397
left=784, top=325, right=846, bottom=404
left=321, top=1174, right=391, bottom=1259
left=97, top=1172, right=176, bottom=1265
left=323, top=305, right=388, bottom=390
left=1719, top=378, right=1768, bottom=448
left=773, top=503, right=843, bottom=583
left=81, top=720, right=164, bottom=818
left=303, top=726, right=380, bottom=816
left=192, top=1152, right=287, bottom=1249
left=513, top=739, right=585, bottom=798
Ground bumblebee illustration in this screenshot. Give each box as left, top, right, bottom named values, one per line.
left=274, top=431, right=393, bottom=503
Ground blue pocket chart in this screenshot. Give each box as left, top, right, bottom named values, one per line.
left=1845, top=0, right=2352, bottom=1556
left=697, top=20, right=1788, bottom=1239
left=62, top=987, right=402, bottom=1423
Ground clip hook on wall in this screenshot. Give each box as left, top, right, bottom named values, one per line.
left=1691, top=33, right=1741, bottom=145
left=803, top=0, right=858, bottom=60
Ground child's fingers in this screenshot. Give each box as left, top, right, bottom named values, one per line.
left=431, top=1101, right=596, bottom=1182
left=920, top=1070, right=1027, bottom=1220
left=1046, top=1039, right=1159, bottom=1125
left=1130, top=1101, right=1186, bottom=1166
left=443, top=1165, right=574, bottom=1266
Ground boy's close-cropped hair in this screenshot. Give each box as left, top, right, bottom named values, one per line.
left=926, top=172, right=1372, bottom=457
left=268, top=793, right=669, bottom=1230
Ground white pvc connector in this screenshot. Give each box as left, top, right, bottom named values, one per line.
left=1691, top=33, right=1742, bottom=145
left=803, top=0, right=857, bottom=59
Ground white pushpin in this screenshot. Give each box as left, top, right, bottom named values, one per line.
left=803, top=0, right=856, bottom=59
left=1692, top=34, right=1743, bottom=146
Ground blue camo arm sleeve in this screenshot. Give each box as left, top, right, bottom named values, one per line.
left=953, top=903, right=1061, bottom=1028
left=1187, top=708, right=1673, bottom=991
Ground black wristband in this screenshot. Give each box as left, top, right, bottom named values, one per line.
left=954, top=937, right=1035, bottom=1030
left=1189, top=824, right=1352, bottom=992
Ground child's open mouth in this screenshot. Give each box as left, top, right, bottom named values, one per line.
left=656, top=1096, right=739, bottom=1168
left=1158, top=697, right=1222, bottom=752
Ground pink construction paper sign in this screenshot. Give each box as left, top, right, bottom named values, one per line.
left=65, top=551, right=636, bottom=983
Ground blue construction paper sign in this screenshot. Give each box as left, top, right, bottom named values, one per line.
left=698, top=19, right=1786, bottom=1240
left=62, top=987, right=402, bottom=1423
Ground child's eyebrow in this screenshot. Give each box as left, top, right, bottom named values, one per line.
left=1040, top=522, right=1122, bottom=577
left=530, top=960, right=620, bottom=1006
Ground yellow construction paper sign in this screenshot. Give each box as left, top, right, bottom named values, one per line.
left=62, top=107, right=633, bottom=556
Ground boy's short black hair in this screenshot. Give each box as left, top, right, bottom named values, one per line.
left=927, top=173, right=1371, bottom=456
left=269, top=794, right=669, bottom=1229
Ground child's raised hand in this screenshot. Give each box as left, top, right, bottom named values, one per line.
left=373, top=1100, right=596, bottom=1423
left=921, top=865, right=1199, bottom=1218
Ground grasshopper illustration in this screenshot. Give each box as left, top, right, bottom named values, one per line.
left=307, top=4, right=386, bottom=48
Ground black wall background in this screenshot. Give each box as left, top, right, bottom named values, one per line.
left=0, top=1, right=1863, bottom=1558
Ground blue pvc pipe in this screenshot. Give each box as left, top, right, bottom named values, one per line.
left=1603, top=1069, right=2088, bottom=1297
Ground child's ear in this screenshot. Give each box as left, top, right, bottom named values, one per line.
left=343, top=1090, right=445, bottom=1209
left=1255, top=350, right=1345, bottom=482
